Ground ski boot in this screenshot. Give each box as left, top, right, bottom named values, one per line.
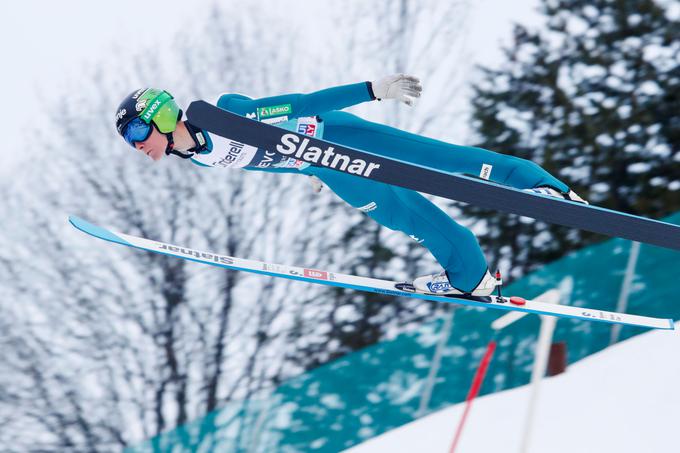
left=410, top=269, right=499, bottom=297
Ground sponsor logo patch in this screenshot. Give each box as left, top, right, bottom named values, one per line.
left=276, top=133, right=382, bottom=178
left=298, top=123, right=317, bottom=136
left=428, top=281, right=452, bottom=292
left=131, top=88, right=146, bottom=100
left=262, top=263, right=289, bottom=273
left=115, top=109, right=126, bottom=122
left=262, top=115, right=288, bottom=125
left=480, top=164, right=493, bottom=180
left=135, top=99, right=148, bottom=112
left=273, top=157, right=305, bottom=169
left=158, top=243, right=234, bottom=265
left=358, top=202, right=377, bottom=213
left=258, top=104, right=292, bottom=118
left=142, top=99, right=162, bottom=121
left=304, top=269, right=329, bottom=280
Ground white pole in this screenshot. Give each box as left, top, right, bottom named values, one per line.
left=418, top=306, right=457, bottom=417
left=249, top=391, right=276, bottom=453
left=518, top=313, right=557, bottom=453
left=610, top=241, right=641, bottom=345
left=519, top=278, right=572, bottom=453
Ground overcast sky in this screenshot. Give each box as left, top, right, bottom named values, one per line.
left=0, top=0, right=540, bottom=176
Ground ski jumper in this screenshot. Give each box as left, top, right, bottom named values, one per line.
left=190, top=82, right=569, bottom=293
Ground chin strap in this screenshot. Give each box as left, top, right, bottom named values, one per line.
left=164, top=121, right=209, bottom=159
left=164, top=134, right=192, bottom=159
left=162, top=131, right=180, bottom=157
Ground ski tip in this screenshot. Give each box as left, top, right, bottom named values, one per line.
left=69, top=215, right=88, bottom=232
left=68, top=216, right=130, bottom=246
left=69, top=215, right=99, bottom=234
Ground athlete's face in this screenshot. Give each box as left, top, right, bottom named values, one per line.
left=134, top=126, right=167, bottom=162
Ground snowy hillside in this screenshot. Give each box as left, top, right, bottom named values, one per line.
left=346, top=322, right=680, bottom=453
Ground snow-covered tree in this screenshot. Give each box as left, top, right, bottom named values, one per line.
left=468, top=0, right=679, bottom=278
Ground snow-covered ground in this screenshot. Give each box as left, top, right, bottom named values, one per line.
left=346, top=322, right=680, bottom=453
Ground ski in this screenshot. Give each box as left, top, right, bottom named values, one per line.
left=185, top=100, right=680, bottom=252
left=69, top=216, right=674, bottom=330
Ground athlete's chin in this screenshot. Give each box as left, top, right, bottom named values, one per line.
left=150, top=151, right=164, bottom=162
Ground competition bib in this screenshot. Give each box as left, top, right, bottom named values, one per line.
left=190, top=134, right=259, bottom=169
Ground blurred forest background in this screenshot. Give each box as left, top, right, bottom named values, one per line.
left=0, top=0, right=677, bottom=450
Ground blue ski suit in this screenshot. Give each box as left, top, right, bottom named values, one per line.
left=192, top=82, right=569, bottom=292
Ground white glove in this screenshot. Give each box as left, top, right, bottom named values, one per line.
left=370, top=74, right=422, bottom=106
left=309, top=175, right=324, bottom=193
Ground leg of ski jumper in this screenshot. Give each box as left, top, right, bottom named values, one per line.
left=321, top=111, right=570, bottom=193
left=306, top=166, right=488, bottom=293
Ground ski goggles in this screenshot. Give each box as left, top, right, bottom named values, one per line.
left=122, top=117, right=153, bottom=147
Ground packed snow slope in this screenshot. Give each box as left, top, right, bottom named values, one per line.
left=346, top=322, right=680, bottom=453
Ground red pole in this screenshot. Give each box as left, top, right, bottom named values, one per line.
left=449, top=340, right=497, bottom=453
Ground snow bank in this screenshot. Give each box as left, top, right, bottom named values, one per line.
left=346, top=322, right=680, bottom=453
